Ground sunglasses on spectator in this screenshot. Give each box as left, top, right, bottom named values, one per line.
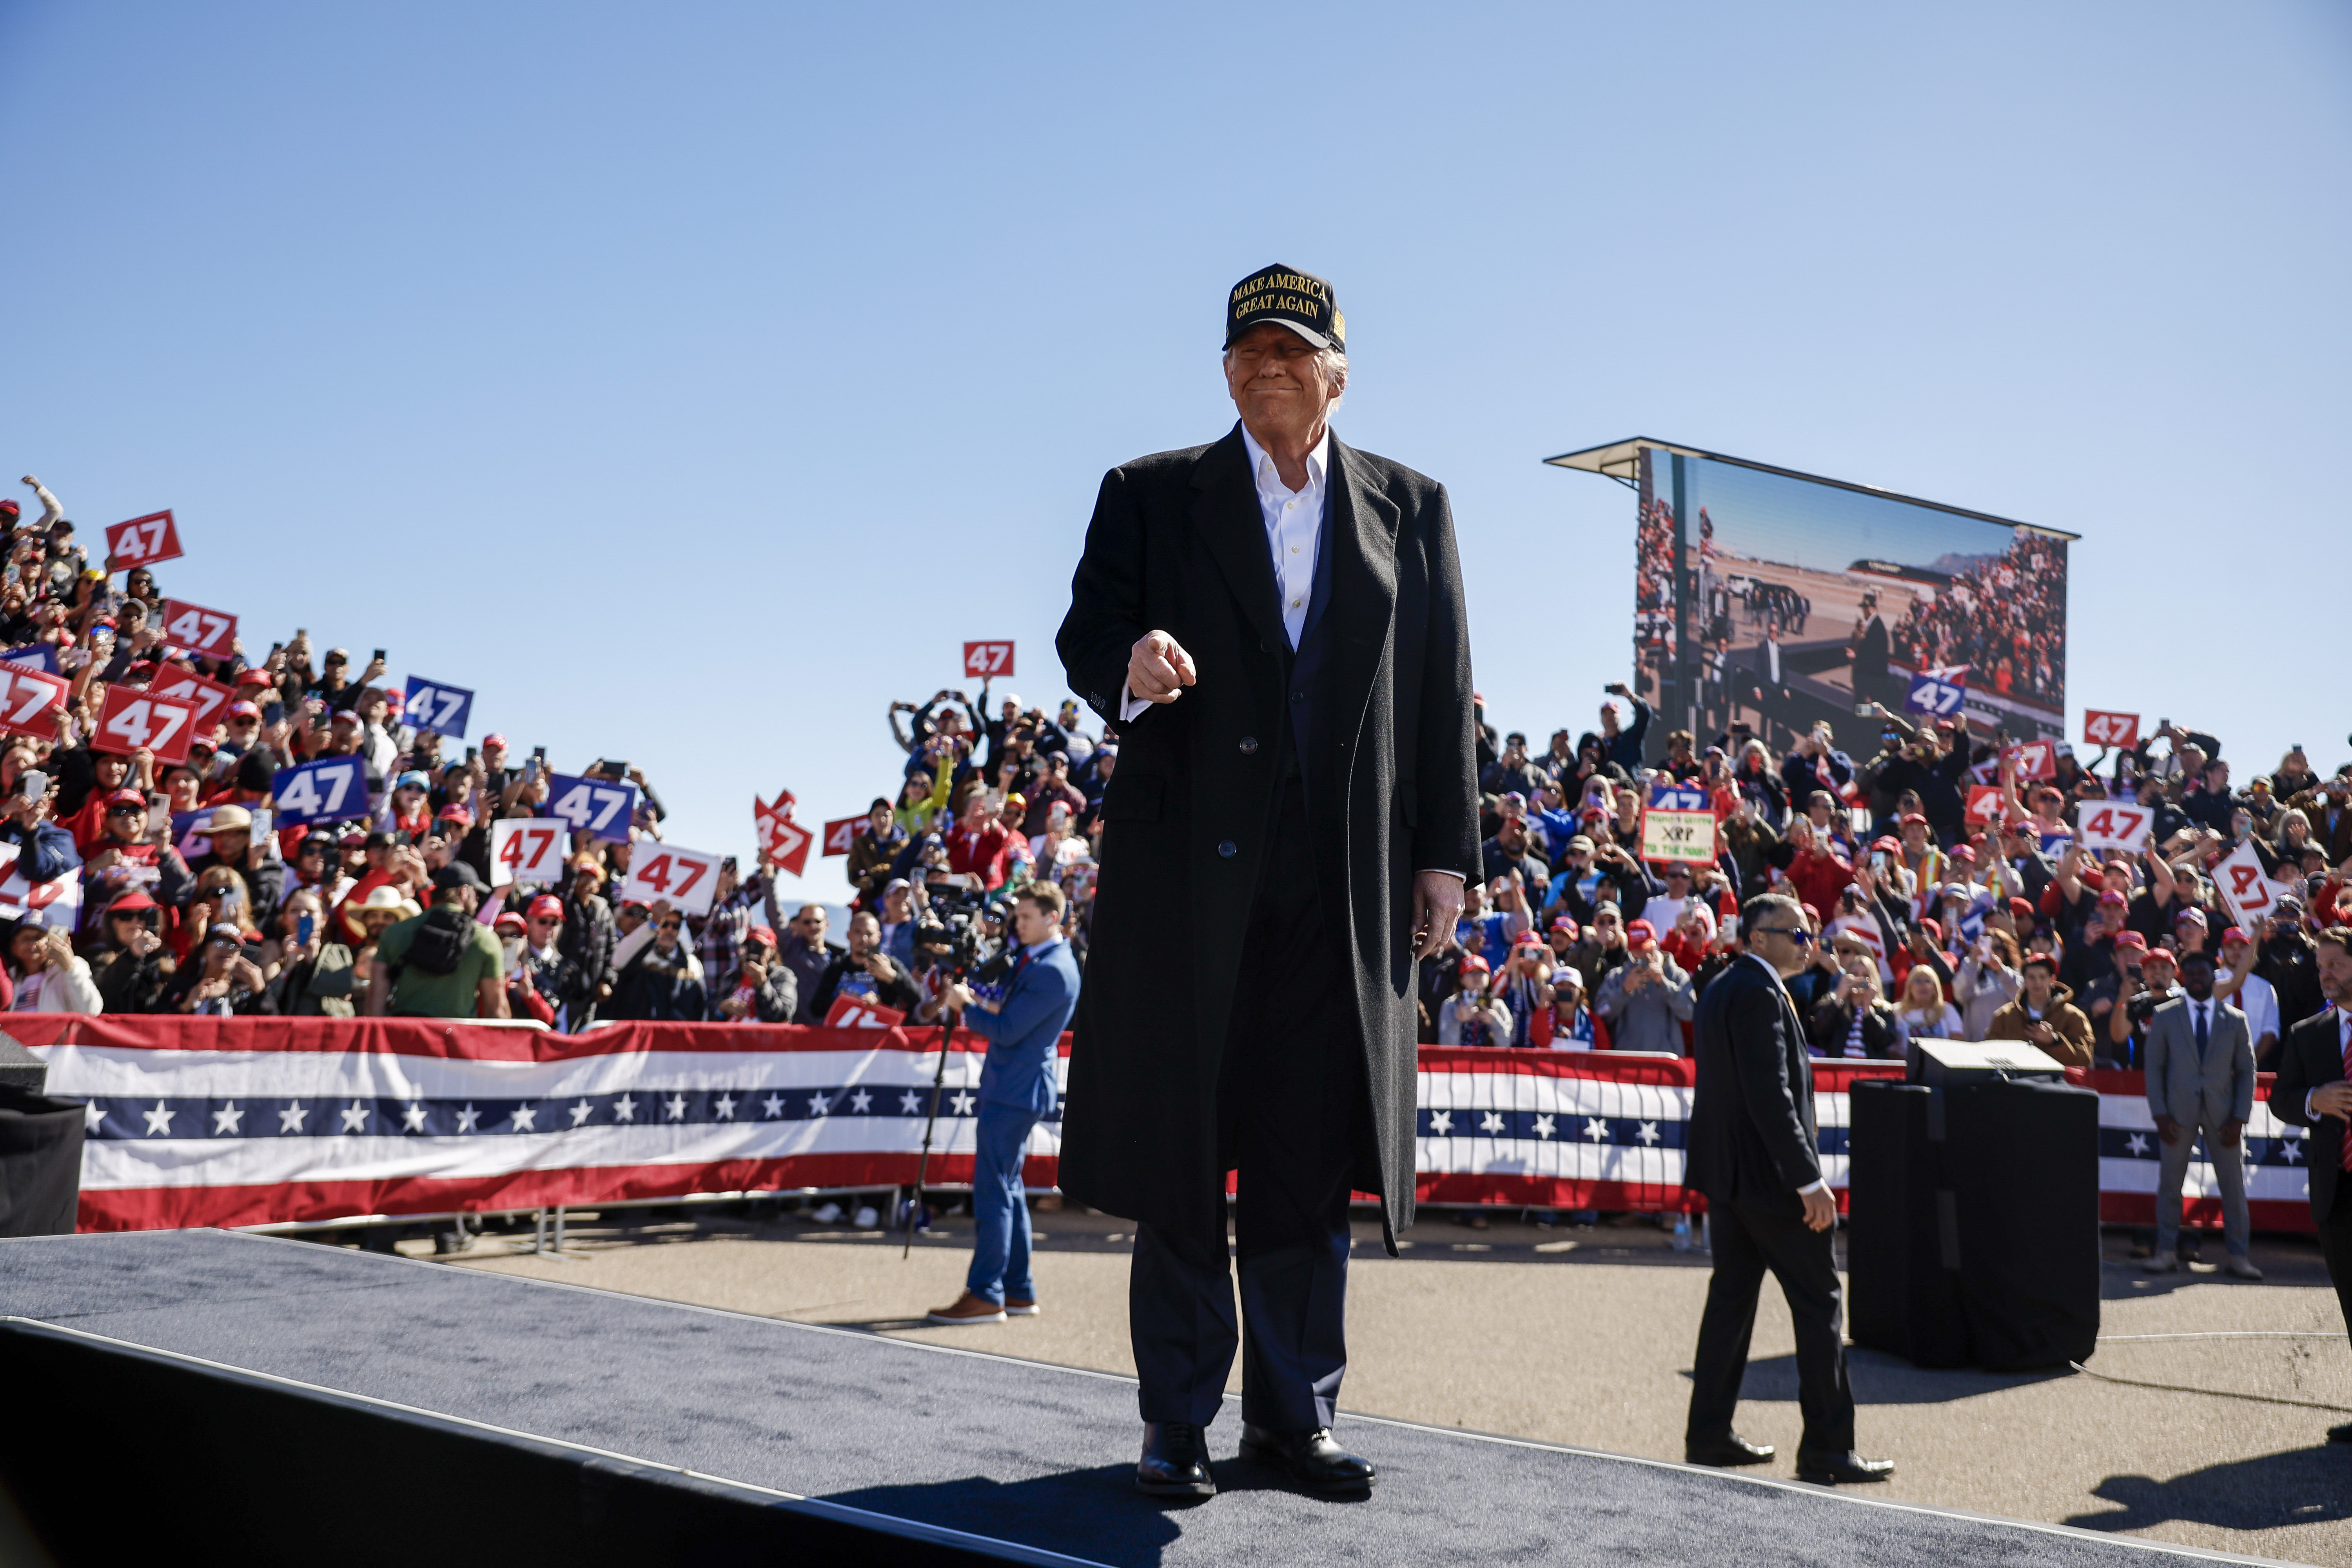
left=528, top=916, right=559, bottom=929
left=657, top=920, right=682, bottom=931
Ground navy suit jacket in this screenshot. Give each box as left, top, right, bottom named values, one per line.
left=964, top=939, right=1082, bottom=1117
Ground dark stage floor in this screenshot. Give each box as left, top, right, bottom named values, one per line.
left=0, top=1230, right=2285, bottom=1566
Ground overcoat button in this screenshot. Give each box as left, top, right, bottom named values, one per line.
left=1238, top=736, right=1258, bottom=754
left=1290, top=691, right=1305, bottom=704
left=1217, top=840, right=1238, bottom=858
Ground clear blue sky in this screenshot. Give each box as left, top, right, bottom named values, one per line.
left=3, top=3, right=2345, bottom=904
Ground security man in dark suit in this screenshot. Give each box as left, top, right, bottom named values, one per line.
left=2262, top=925, right=2352, bottom=1443
left=1056, top=265, right=1478, bottom=1498
left=1684, top=893, right=1893, bottom=1485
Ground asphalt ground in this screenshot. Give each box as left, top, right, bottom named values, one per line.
left=419, top=1203, right=2352, bottom=1564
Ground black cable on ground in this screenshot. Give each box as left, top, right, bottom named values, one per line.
left=2067, top=1361, right=2352, bottom=1414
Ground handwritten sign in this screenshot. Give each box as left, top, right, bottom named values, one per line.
left=105, top=510, right=184, bottom=570
left=962, top=641, right=1015, bottom=679
left=1640, top=806, right=1716, bottom=866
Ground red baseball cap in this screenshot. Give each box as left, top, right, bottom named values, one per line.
left=1512, top=929, right=1543, bottom=947
left=234, top=669, right=276, bottom=688
left=1899, top=813, right=1929, bottom=829
left=1625, top=919, right=1658, bottom=951
left=2221, top=926, right=2251, bottom=946
left=748, top=925, right=778, bottom=949
left=2098, top=890, right=2127, bottom=907
left=228, top=700, right=261, bottom=719
left=2142, top=946, right=2178, bottom=968
left=105, top=788, right=147, bottom=810
left=107, top=889, right=159, bottom=914
left=2114, top=931, right=2147, bottom=952
left=526, top=894, right=564, bottom=922
left=1550, top=915, right=1580, bottom=940
left=1951, top=845, right=1976, bottom=863
left=1917, top=918, right=1943, bottom=942
left=493, top=911, right=527, bottom=935
left=1459, top=954, right=1490, bottom=976
left=2008, top=897, right=2036, bottom=920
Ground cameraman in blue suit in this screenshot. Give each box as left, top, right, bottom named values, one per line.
left=927, top=881, right=1082, bottom=1325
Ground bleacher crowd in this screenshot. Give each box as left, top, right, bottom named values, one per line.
left=0, top=472, right=1114, bottom=1033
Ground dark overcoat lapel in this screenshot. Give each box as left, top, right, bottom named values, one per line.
left=1054, top=421, right=1478, bottom=1253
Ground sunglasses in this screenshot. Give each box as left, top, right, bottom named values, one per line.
left=1756, top=926, right=1816, bottom=946
left=657, top=920, right=682, bottom=931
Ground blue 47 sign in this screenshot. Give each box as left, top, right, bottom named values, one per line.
left=272, top=757, right=369, bottom=824
left=547, top=773, right=638, bottom=844
left=1904, top=668, right=1968, bottom=718
left=403, top=676, right=474, bottom=739
left=1648, top=781, right=1709, bottom=813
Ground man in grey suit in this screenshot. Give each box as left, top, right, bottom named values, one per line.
left=2143, top=951, right=2259, bottom=1278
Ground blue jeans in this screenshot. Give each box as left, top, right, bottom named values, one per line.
left=965, top=1099, right=1040, bottom=1306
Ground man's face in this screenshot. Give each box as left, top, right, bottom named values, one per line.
left=1096, top=752, right=1116, bottom=779
left=869, top=805, right=891, bottom=834
left=1011, top=898, right=1058, bottom=947
left=1597, top=910, right=1624, bottom=947
left=210, top=829, right=250, bottom=863
left=794, top=905, right=827, bottom=947
left=2316, top=942, right=2352, bottom=1006
left=483, top=742, right=506, bottom=770
left=652, top=911, right=683, bottom=953
left=1498, top=817, right=1525, bottom=851
left=1664, top=867, right=1692, bottom=898
left=1223, top=322, right=1336, bottom=441
left=2181, top=957, right=2216, bottom=1002
left=2143, top=955, right=2176, bottom=991
left=885, top=886, right=911, bottom=921
left=528, top=911, right=561, bottom=947
left=2023, top=963, right=2055, bottom=1004
left=848, top=914, right=878, bottom=958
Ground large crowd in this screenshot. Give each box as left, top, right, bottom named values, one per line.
left=9, top=466, right=2345, bottom=1092
left=1430, top=689, right=2350, bottom=1080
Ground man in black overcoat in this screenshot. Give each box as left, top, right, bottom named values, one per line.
left=2262, top=925, right=2352, bottom=1444
left=1683, top=892, right=1893, bottom=1485
left=1056, top=265, right=1477, bottom=1497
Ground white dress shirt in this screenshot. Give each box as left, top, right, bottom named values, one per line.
left=1119, top=425, right=1329, bottom=722
left=1116, top=424, right=1462, bottom=887
left=1743, top=952, right=1829, bottom=1195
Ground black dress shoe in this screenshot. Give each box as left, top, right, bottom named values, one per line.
left=1136, top=1422, right=1216, bottom=1497
left=1795, top=1448, right=1895, bottom=1485
left=2329, top=1422, right=2352, bottom=1444
left=1239, top=1424, right=1375, bottom=1491
left=1685, top=1433, right=1775, bottom=1467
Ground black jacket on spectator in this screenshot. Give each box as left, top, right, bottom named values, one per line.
left=719, top=960, right=799, bottom=1024
left=778, top=937, right=842, bottom=1024
left=2258, top=929, right=2323, bottom=1031
left=558, top=890, right=616, bottom=1014
left=89, top=946, right=172, bottom=1014
left=1054, top=423, right=1479, bottom=1251
left=1808, top=997, right=1905, bottom=1059
left=809, top=953, right=920, bottom=1020
left=608, top=947, right=706, bottom=1022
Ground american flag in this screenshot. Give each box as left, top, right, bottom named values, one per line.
left=9, top=1021, right=2322, bottom=1235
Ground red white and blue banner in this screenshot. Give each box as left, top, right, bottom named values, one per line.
left=6, top=1020, right=2321, bottom=1235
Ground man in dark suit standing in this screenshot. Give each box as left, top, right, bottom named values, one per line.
left=2262, top=925, right=2352, bottom=1443
left=1684, top=893, right=1893, bottom=1485
left=1056, top=265, right=1477, bottom=1498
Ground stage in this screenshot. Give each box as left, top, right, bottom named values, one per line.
left=0, top=1230, right=2285, bottom=1566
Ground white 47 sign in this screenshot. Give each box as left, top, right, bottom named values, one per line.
left=618, top=843, right=725, bottom=916
left=2075, top=804, right=2152, bottom=854
left=492, top=818, right=569, bottom=887
left=2214, top=840, right=2292, bottom=930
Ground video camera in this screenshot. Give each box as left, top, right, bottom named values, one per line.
left=912, top=884, right=1011, bottom=985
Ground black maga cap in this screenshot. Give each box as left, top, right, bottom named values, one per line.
left=1225, top=264, right=1343, bottom=353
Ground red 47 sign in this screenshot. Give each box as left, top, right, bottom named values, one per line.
left=755, top=791, right=812, bottom=877
left=618, top=843, right=726, bottom=916
left=2075, top=802, right=2152, bottom=854
left=2083, top=710, right=2139, bottom=749
left=95, top=686, right=199, bottom=765
left=105, top=510, right=184, bottom=570
left=150, top=669, right=234, bottom=732
left=824, top=993, right=906, bottom=1030
left=962, top=640, right=1014, bottom=679
left=1965, top=785, right=2005, bottom=827
left=2007, top=740, right=2056, bottom=781
left=821, top=815, right=863, bottom=857
left=158, top=599, right=238, bottom=656
left=0, top=665, right=69, bottom=739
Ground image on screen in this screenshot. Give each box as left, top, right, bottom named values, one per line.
left=1633, top=448, right=2068, bottom=753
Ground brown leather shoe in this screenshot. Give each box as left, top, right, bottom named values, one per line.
left=925, top=1291, right=1007, bottom=1326
left=1004, top=1296, right=1041, bottom=1316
